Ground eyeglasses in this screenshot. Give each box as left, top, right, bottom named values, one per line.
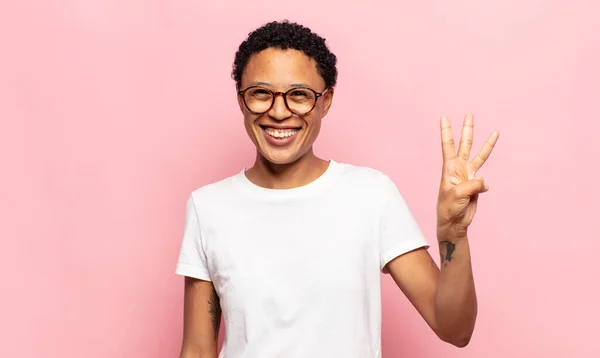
left=237, top=86, right=328, bottom=116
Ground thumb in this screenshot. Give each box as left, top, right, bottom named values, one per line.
left=453, top=177, right=489, bottom=199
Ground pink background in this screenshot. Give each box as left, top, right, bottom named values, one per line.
left=1, top=1, right=599, bottom=357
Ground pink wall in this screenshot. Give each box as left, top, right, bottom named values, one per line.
left=1, top=1, right=599, bottom=357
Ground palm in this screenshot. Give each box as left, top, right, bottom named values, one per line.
left=437, top=114, right=499, bottom=236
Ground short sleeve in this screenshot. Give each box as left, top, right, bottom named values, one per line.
left=379, top=175, right=429, bottom=273
left=175, top=194, right=212, bottom=281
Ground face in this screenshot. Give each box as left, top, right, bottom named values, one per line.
left=238, top=48, right=334, bottom=165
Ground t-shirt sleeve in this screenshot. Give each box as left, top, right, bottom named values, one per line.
left=175, top=194, right=212, bottom=281
left=379, top=175, right=429, bottom=273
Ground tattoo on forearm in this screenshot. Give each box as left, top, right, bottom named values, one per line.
left=208, top=287, right=221, bottom=339
left=439, top=240, right=456, bottom=265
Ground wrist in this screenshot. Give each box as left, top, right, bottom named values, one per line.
left=437, top=232, right=471, bottom=267
left=437, top=225, right=469, bottom=243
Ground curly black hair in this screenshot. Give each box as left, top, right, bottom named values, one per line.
left=232, top=20, right=338, bottom=89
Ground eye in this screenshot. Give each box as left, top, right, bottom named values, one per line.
left=288, top=89, right=313, bottom=101
left=248, top=88, right=272, bottom=100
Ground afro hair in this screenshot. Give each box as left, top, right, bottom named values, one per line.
left=232, top=20, right=338, bottom=89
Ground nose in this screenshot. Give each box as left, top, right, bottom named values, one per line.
left=268, top=93, right=292, bottom=121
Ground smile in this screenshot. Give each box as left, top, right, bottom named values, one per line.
left=264, top=127, right=300, bottom=138
left=260, top=125, right=302, bottom=147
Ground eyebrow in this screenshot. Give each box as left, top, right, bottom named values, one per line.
left=289, top=83, right=311, bottom=89
left=249, top=81, right=272, bottom=87
left=247, top=81, right=312, bottom=89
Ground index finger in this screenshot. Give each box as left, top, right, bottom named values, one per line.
left=440, top=116, right=457, bottom=161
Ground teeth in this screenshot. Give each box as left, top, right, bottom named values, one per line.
left=265, top=128, right=299, bottom=139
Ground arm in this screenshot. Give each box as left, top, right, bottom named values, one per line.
left=386, top=114, right=498, bottom=347
left=386, top=239, right=476, bottom=347
left=180, top=277, right=221, bottom=358
left=435, top=235, right=477, bottom=346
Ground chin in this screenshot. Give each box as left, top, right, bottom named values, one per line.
left=258, top=148, right=304, bottom=165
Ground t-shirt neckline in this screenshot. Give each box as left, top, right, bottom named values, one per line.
left=233, top=159, right=341, bottom=201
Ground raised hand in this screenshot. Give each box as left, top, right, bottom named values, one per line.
left=436, top=114, right=499, bottom=241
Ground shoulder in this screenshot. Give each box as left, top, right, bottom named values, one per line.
left=335, top=161, right=395, bottom=187
left=187, top=172, right=240, bottom=208
left=338, top=163, right=401, bottom=206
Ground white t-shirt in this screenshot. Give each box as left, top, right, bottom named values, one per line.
left=176, top=160, right=429, bottom=358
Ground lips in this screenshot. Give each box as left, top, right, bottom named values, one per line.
left=260, top=124, right=302, bottom=130
left=259, top=125, right=302, bottom=147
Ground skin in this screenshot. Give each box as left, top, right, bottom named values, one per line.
left=180, top=47, right=499, bottom=356
left=238, top=48, right=334, bottom=189
left=387, top=114, right=499, bottom=347
left=180, top=277, right=221, bottom=358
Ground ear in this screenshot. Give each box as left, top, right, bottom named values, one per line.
left=236, top=84, right=245, bottom=113
left=321, top=88, right=334, bottom=117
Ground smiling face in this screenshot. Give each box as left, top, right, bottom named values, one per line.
left=238, top=48, right=334, bottom=165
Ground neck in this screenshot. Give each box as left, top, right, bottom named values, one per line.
left=245, top=149, right=329, bottom=189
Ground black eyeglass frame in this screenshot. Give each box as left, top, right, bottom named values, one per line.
left=237, top=86, right=329, bottom=116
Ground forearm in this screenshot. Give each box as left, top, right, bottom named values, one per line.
left=180, top=278, right=221, bottom=358
left=434, top=235, right=477, bottom=347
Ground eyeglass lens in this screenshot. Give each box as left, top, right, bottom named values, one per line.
left=243, top=87, right=317, bottom=115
